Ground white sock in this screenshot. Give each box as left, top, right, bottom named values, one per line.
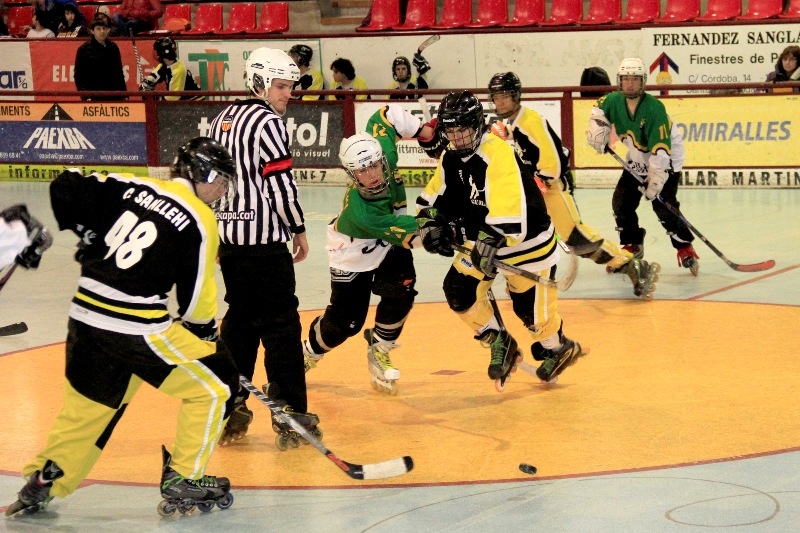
left=476, top=316, right=501, bottom=337
left=540, top=333, right=562, bottom=350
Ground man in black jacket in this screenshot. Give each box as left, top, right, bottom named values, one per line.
left=74, top=16, right=127, bottom=101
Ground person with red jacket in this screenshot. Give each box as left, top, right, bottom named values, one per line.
left=111, top=0, right=163, bottom=36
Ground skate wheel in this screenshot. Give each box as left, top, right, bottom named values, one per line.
left=288, top=435, right=300, bottom=448
left=652, top=263, right=662, bottom=273
left=275, top=434, right=289, bottom=451
left=642, top=292, right=654, bottom=301
left=216, top=493, right=234, bottom=510
left=312, top=428, right=323, bottom=440
left=178, top=501, right=195, bottom=514
left=157, top=500, right=177, bottom=516
left=494, top=378, right=506, bottom=393
left=197, top=501, right=215, bottom=513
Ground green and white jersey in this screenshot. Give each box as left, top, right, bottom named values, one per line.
left=326, top=177, right=419, bottom=272
left=327, top=105, right=422, bottom=272
left=365, top=104, right=423, bottom=172
left=596, top=91, right=672, bottom=177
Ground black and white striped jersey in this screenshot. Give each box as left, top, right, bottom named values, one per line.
left=209, top=99, right=306, bottom=246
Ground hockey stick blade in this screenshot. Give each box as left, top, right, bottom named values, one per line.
left=417, top=35, right=440, bottom=54
left=238, top=376, right=414, bottom=480
left=0, top=322, right=28, bottom=336
left=605, top=148, right=775, bottom=273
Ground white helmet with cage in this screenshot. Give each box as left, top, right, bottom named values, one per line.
left=617, top=58, right=647, bottom=98
left=245, top=47, right=300, bottom=99
left=338, top=133, right=391, bottom=196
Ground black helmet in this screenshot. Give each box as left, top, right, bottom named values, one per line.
left=288, top=44, right=312, bottom=67
left=154, top=37, right=177, bottom=62
left=488, top=72, right=522, bottom=118
left=392, top=56, right=412, bottom=82
left=172, top=137, right=235, bottom=186
left=437, top=91, right=486, bottom=157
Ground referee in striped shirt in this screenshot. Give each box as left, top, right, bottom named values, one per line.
left=210, top=47, right=316, bottom=444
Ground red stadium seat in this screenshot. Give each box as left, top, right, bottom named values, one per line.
left=780, top=0, right=800, bottom=17
left=394, top=0, right=436, bottom=29
left=657, top=0, right=700, bottom=21
left=356, top=0, right=400, bottom=31
left=216, top=2, right=256, bottom=34
left=77, top=0, right=118, bottom=4
left=78, top=5, right=97, bottom=23
left=6, top=6, right=33, bottom=37
left=183, top=3, right=223, bottom=35
left=540, top=0, right=582, bottom=25
left=619, top=0, right=660, bottom=23
left=434, top=0, right=472, bottom=28
left=738, top=0, right=781, bottom=18
left=582, top=0, right=621, bottom=24
left=466, top=0, right=508, bottom=27
left=696, top=0, right=741, bottom=20
left=159, top=3, right=192, bottom=32
left=247, top=2, right=289, bottom=33
left=502, top=0, right=545, bottom=26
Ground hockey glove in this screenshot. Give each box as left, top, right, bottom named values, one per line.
left=470, top=227, right=503, bottom=277
left=417, top=119, right=445, bottom=159
left=139, top=78, right=156, bottom=92
left=413, top=52, right=431, bottom=76
left=586, top=108, right=611, bottom=154
left=182, top=319, right=220, bottom=342
left=416, top=207, right=454, bottom=257
left=17, top=228, right=52, bottom=270
left=642, top=168, right=666, bottom=201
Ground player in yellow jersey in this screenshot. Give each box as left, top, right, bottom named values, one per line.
left=488, top=71, right=659, bottom=299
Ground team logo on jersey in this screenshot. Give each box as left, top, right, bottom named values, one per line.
left=221, top=118, right=232, bottom=132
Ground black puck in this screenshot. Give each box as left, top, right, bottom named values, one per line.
left=519, top=463, right=537, bottom=475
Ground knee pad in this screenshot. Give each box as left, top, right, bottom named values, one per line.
left=373, top=275, right=418, bottom=303
left=443, top=269, right=480, bottom=312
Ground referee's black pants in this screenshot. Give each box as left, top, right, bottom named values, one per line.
left=219, top=243, right=307, bottom=413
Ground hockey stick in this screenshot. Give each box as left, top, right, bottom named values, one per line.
left=605, top=148, right=775, bottom=273
left=0, top=322, right=28, bottom=336
left=419, top=97, right=432, bottom=122
left=452, top=243, right=576, bottom=290
left=0, top=263, right=18, bottom=294
left=129, top=28, right=144, bottom=86
left=417, top=35, right=440, bottom=55
left=238, top=376, right=414, bottom=480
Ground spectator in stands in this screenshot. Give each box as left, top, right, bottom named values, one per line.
left=27, top=0, right=74, bottom=34
left=74, top=16, right=127, bottom=101
left=387, top=55, right=428, bottom=100
left=766, top=45, right=800, bottom=93
left=27, top=10, right=55, bottom=38
left=0, top=5, right=7, bottom=38
left=111, top=0, right=163, bottom=36
left=288, top=44, right=324, bottom=100
left=329, top=58, right=369, bottom=100
left=57, top=2, right=88, bottom=37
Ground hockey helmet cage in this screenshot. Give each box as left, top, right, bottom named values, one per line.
left=488, top=72, right=522, bottom=118
left=339, top=133, right=391, bottom=196
left=154, top=37, right=177, bottom=62
left=437, top=91, right=486, bottom=157
left=245, top=47, right=301, bottom=97
left=172, top=137, right=236, bottom=211
left=392, top=56, right=412, bottom=82
left=288, top=44, right=313, bottom=68
left=617, top=58, right=646, bottom=97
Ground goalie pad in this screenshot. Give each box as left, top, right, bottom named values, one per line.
left=586, top=108, right=611, bottom=154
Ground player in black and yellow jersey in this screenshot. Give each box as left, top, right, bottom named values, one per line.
left=415, top=91, right=588, bottom=389
left=6, top=138, right=239, bottom=517
left=487, top=71, right=659, bottom=300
